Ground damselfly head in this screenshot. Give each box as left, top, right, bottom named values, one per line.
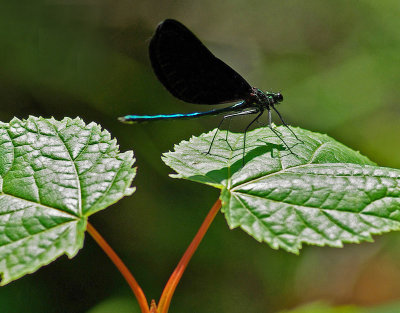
left=260, top=91, right=284, bottom=106
left=273, top=92, right=283, bottom=104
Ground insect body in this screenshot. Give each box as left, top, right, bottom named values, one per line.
left=120, top=19, right=299, bottom=159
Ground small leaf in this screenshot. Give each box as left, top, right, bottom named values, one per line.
left=86, top=296, right=140, bottom=313
left=278, top=301, right=400, bottom=313
left=162, top=126, right=400, bottom=253
left=278, top=302, right=362, bottom=313
left=0, top=117, right=136, bottom=285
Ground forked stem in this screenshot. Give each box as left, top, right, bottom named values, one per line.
left=157, top=199, right=222, bottom=313
left=87, top=199, right=222, bottom=313
left=87, top=222, right=150, bottom=313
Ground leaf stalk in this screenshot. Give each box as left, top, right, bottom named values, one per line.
left=87, top=222, right=150, bottom=313
left=157, top=199, right=222, bottom=313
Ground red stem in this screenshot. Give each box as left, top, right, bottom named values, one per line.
left=87, top=222, right=150, bottom=313
left=157, top=199, right=222, bottom=313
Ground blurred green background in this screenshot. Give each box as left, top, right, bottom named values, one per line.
left=1, top=1, right=400, bottom=312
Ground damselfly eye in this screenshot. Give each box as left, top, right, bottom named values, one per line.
left=275, top=93, right=283, bottom=102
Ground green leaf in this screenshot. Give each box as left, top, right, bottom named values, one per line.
left=86, top=296, right=140, bottom=313
left=278, top=301, right=400, bottom=313
left=162, top=126, right=400, bottom=253
left=366, top=300, right=400, bottom=313
left=0, top=117, right=136, bottom=285
left=278, top=302, right=362, bottom=313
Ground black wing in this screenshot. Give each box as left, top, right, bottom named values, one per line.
left=149, top=19, right=253, bottom=105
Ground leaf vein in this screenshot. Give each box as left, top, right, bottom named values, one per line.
left=232, top=192, right=292, bottom=247
left=49, top=122, right=82, bottom=216
left=0, top=218, right=78, bottom=248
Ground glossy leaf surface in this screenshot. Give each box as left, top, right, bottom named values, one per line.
left=163, top=126, right=400, bottom=253
left=0, top=117, right=136, bottom=285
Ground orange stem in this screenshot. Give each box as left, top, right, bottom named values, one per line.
left=87, top=222, right=150, bottom=313
left=157, top=199, right=222, bottom=313
left=150, top=300, right=158, bottom=313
